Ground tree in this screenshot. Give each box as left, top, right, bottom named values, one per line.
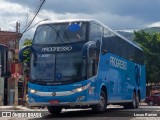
left=20, top=38, right=32, bottom=64
left=134, top=31, right=160, bottom=84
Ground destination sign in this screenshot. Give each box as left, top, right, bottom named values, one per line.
left=110, top=56, right=127, bottom=70
left=41, top=46, right=72, bottom=52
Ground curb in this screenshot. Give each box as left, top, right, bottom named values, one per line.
left=140, top=102, right=148, bottom=106
left=0, top=106, right=31, bottom=111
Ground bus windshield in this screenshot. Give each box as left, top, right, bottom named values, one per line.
left=30, top=51, right=86, bottom=82
left=33, top=22, right=87, bottom=44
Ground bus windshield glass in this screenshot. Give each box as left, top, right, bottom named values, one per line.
left=30, top=51, right=86, bottom=82
left=33, top=22, right=87, bottom=44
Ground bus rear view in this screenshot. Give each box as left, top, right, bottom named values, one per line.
left=19, top=19, right=146, bottom=114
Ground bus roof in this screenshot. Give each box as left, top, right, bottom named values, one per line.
left=39, top=19, right=142, bottom=51
left=40, top=19, right=92, bottom=25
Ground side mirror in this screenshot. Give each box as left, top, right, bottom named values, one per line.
left=82, top=41, right=96, bottom=59
left=96, top=40, right=100, bottom=49
left=19, top=46, right=32, bottom=62
left=88, top=44, right=96, bottom=59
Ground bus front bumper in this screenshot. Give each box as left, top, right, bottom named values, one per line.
left=27, top=82, right=99, bottom=107
left=28, top=101, right=99, bottom=107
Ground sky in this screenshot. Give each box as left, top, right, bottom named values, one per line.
left=1, top=0, right=160, bottom=40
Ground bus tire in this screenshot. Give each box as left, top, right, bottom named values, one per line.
left=92, top=91, right=107, bottom=112
left=136, top=92, right=140, bottom=108
left=124, top=92, right=138, bottom=109
left=47, top=106, right=62, bottom=114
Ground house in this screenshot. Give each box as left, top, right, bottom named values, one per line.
left=0, top=30, right=17, bottom=48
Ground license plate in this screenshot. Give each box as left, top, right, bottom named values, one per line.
left=49, top=100, right=60, bottom=104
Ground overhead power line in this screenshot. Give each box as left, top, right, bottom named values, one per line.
left=25, top=18, right=49, bottom=33
left=21, top=0, right=46, bottom=35
left=21, top=1, right=39, bottom=30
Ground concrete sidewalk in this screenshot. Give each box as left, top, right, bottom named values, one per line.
left=0, top=106, right=32, bottom=111
left=140, top=101, right=148, bottom=106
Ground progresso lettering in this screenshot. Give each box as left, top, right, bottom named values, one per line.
left=41, top=46, right=72, bottom=52
left=110, top=56, right=127, bottom=70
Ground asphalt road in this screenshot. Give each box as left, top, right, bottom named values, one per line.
left=0, top=105, right=159, bottom=120
left=28, top=105, right=160, bottom=120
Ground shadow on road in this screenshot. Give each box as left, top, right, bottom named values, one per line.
left=32, top=107, right=136, bottom=119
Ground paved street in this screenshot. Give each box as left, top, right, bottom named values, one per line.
left=36, top=105, right=160, bottom=120
left=0, top=104, right=160, bottom=120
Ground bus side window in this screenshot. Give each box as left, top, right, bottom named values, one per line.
left=89, top=23, right=102, bottom=45
left=102, top=28, right=115, bottom=54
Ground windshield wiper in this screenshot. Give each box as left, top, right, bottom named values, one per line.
left=46, top=25, right=64, bottom=42
left=31, top=78, right=54, bottom=83
left=64, top=30, right=71, bottom=41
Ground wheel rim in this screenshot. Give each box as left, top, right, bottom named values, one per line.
left=136, top=95, right=139, bottom=107
left=133, top=94, right=136, bottom=107
left=99, top=96, right=105, bottom=108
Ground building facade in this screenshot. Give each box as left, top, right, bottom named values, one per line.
left=0, top=31, right=17, bottom=48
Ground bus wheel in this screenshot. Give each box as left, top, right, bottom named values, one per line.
left=128, top=92, right=138, bottom=109
left=47, top=106, right=62, bottom=114
left=136, top=93, right=140, bottom=108
left=92, top=91, right=107, bottom=112
left=124, top=92, right=137, bottom=109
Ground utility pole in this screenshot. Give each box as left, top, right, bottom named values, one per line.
left=7, top=22, right=21, bottom=106
left=14, top=22, right=21, bottom=106
left=16, top=22, right=20, bottom=57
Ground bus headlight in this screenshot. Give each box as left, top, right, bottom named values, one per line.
left=71, top=83, right=90, bottom=93
left=28, top=88, right=37, bottom=93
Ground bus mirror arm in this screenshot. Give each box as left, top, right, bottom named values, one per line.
left=101, top=49, right=108, bottom=55
left=18, top=46, right=32, bottom=62
left=82, top=49, right=87, bottom=59
left=82, top=41, right=96, bottom=59
left=96, top=40, right=100, bottom=49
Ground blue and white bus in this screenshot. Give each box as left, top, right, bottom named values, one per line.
left=19, top=19, right=146, bottom=114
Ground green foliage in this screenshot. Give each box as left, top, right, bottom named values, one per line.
left=134, top=31, right=160, bottom=84
left=21, top=39, right=32, bottom=64
left=23, top=39, right=32, bottom=47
